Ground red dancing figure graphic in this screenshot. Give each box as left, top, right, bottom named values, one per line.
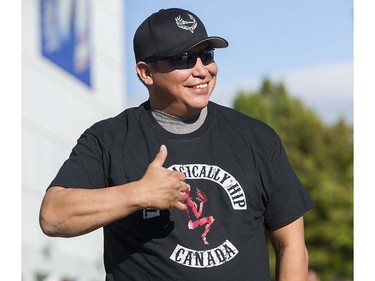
left=184, top=187, right=215, bottom=245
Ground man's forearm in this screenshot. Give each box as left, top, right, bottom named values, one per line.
left=275, top=245, right=309, bottom=281
left=39, top=183, right=143, bottom=237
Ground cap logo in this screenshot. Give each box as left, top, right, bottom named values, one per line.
left=175, top=14, right=197, bottom=33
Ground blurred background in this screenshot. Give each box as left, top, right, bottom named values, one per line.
left=21, top=0, right=353, bottom=280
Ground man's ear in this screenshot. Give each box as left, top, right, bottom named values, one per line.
left=136, top=62, right=153, bottom=86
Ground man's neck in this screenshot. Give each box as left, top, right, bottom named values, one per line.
left=151, top=107, right=208, bottom=134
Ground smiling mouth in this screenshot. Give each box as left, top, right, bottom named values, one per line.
left=192, top=83, right=208, bottom=89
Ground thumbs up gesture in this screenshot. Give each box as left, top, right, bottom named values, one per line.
left=137, top=145, right=188, bottom=211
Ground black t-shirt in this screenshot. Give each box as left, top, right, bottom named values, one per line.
left=50, top=101, right=315, bottom=281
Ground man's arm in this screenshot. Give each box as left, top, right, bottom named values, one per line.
left=39, top=145, right=188, bottom=237
left=268, top=216, right=309, bottom=281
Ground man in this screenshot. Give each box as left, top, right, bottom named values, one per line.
left=40, top=8, right=314, bottom=281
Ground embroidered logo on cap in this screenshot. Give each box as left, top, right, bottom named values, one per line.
left=175, top=14, right=197, bottom=33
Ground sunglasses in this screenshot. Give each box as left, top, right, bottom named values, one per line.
left=146, top=48, right=215, bottom=70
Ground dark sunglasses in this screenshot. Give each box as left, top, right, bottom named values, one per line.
left=146, top=48, right=215, bottom=70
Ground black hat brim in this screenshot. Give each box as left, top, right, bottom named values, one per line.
left=145, top=36, right=228, bottom=61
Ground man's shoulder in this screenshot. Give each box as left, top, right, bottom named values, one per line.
left=209, top=102, right=282, bottom=155
left=85, top=103, right=148, bottom=140
left=210, top=102, right=277, bottom=135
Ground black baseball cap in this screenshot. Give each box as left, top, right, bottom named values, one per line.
left=133, top=8, right=228, bottom=62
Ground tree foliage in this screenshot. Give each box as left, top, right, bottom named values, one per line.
left=233, top=78, right=353, bottom=281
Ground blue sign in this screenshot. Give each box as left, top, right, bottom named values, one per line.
left=41, top=0, right=91, bottom=87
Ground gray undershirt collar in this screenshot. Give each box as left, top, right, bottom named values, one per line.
left=151, top=107, right=208, bottom=134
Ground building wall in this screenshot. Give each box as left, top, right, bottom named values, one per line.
left=22, top=1, right=126, bottom=280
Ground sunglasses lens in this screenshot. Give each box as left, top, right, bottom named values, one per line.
left=170, top=53, right=196, bottom=70
left=170, top=48, right=215, bottom=70
left=201, top=49, right=215, bottom=65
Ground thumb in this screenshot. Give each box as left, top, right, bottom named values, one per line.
left=151, top=144, right=168, bottom=167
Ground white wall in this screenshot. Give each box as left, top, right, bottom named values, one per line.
left=22, top=1, right=126, bottom=280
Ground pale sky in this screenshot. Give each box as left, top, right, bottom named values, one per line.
left=124, top=0, right=353, bottom=124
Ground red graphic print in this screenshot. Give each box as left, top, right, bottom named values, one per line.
left=184, top=187, right=215, bottom=245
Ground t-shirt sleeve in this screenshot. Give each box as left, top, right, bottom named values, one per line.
left=263, top=136, right=315, bottom=231
left=48, top=128, right=107, bottom=189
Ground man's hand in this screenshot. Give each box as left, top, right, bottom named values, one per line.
left=137, top=145, right=188, bottom=211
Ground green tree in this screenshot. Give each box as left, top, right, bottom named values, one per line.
left=234, top=78, right=353, bottom=281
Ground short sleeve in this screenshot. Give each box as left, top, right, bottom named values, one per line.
left=263, top=137, right=315, bottom=231
left=48, top=128, right=107, bottom=189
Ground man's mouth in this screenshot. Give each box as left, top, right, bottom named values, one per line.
left=192, top=83, right=208, bottom=89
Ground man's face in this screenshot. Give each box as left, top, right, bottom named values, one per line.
left=145, top=43, right=218, bottom=117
